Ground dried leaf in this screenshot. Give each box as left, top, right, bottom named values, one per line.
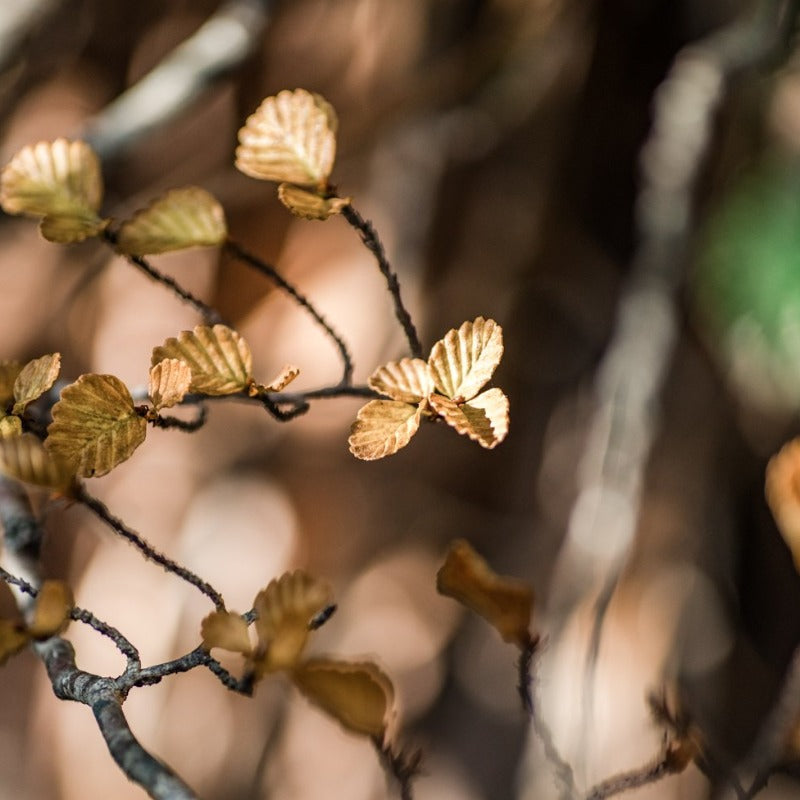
left=292, top=658, right=394, bottom=739
left=0, top=415, right=21, bottom=438
left=201, top=611, right=253, bottom=655
left=148, top=359, right=192, bottom=411
left=12, top=353, right=61, bottom=415
left=437, top=539, right=533, bottom=646
left=0, top=432, right=74, bottom=491
left=0, top=361, right=22, bottom=405
left=151, top=325, right=252, bottom=396
left=0, top=620, right=29, bottom=666
left=39, top=213, right=108, bottom=243
left=46, top=374, right=147, bottom=478
left=277, top=184, right=349, bottom=220
left=252, top=571, right=332, bottom=674
left=428, top=317, right=503, bottom=401
left=251, top=364, right=300, bottom=395
left=28, top=580, right=72, bottom=639
left=369, top=358, right=434, bottom=404
left=236, top=89, right=337, bottom=187
left=429, top=388, right=509, bottom=449
left=116, top=187, right=227, bottom=255
left=766, top=438, right=800, bottom=571
left=348, top=400, right=422, bottom=461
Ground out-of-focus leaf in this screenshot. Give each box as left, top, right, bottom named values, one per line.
left=151, top=325, right=252, bottom=396
left=236, top=89, right=337, bottom=188
left=0, top=415, right=21, bottom=438
left=39, top=213, right=108, bottom=243
left=292, top=658, right=394, bottom=740
left=116, top=187, right=227, bottom=255
left=0, top=362, right=23, bottom=406
left=250, top=364, right=300, bottom=395
left=0, top=432, right=74, bottom=491
left=429, top=388, right=509, bottom=449
left=28, top=580, right=72, bottom=640
left=277, top=184, right=348, bottom=220
left=437, top=539, right=533, bottom=646
left=12, top=353, right=61, bottom=415
left=348, top=400, right=422, bottom=461
left=201, top=611, right=252, bottom=655
left=428, top=317, right=503, bottom=401
left=0, top=620, right=28, bottom=666
left=369, top=358, right=433, bottom=405
left=46, top=374, right=147, bottom=478
left=148, top=359, right=192, bottom=411
left=766, top=438, right=800, bottom=572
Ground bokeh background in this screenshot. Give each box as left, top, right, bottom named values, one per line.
left=3, top=0, right=800, bottom=798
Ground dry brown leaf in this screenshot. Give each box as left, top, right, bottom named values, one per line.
left=151, top=325, right=252, bottom=396
left=12, top=353, right=61, bottom=415
left=251, top=364, right=300, bottom=395
left=236, top=89, right=337, bottom=188
left=0, top=361, right=23, bottom=406
left=277, top=184, right=349, bottom=220
left=437, top=539, right=533, bottom=646
left=429, top=388, right=509, bottom=449
left=28, top=580, right=73, bottom=640
left=766, top=438, right=800, bottom=571
left=0, top=620, right=29, bottom=666
left=428, top=317, right=504, bottom=401
left=291, top=658, right=394, bottom=740
left=201, top=611, right=253, bottom=655
left=148, top=359, right=192, bottom=411
left=116, top=187, right=227, bottom=255
left=369, top=358, right=434, bottom=404
left=46, top=374, right=147, bottom=478
left=0, top=415, right=21, bottom=438
left=348, top=400, right=423, bottom=461
left=0, top=432, right=74, bottom=491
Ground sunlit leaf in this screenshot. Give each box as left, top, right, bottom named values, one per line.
left=766, top=438, right=800, bottom=572
left=236, top=89, right=337, bottom=188
left=28, top=580, right=72, bottom=639
left=116, top=187, right=227, bottom=255
left=0, top=620, right=28, bottom=666
left=437, top=538, right=533, bottom=646
left=277, top=183, right=349, bottom=220
left=250, top=364, right=300, bottom=395
left=201, top=611, right=253, bottom=655
left=428, top=317, right=503, bottom=401
left=348, top=400, right=422, bottom=461
left=429, top=388, right=509, bottom=449
left=151, top=325, right=252, bottom=396
left=148, top=358, right=192, bottom=411
left=369, top=358, right=433, bottom=404
left=0, top=415, right=21, bottom=438
left=0, top=432, right=74, bottom=491
left=46, top=374, right=147, bottom=478
left=252, top=570, right=332, bottom=674
left=12, top=353, right=61, bottom=415
left=292, top=658, right=394, bottom=739
left=0, top=361, right=22, bottom=406
left=39, top=213, right=108, bottom=243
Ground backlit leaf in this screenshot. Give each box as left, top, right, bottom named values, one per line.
left=0, top=620, right=28, bottom=666
left=28, top=580, right=72, bottom=639
left=201, top=611, right=252, bottom=655
left=39, top=213, right=108, bottom=243
left=437, top=538, right=533, bottom=646
left=429, top=388, right=509, bottom=449
left=292, top=658, right=394, bottom=739
left=46, top=374, right=147, bottom=478
left=369, top=358, right=433, bottom=404
left=0, top=362, right=22, bottom=405
left=151, top=325, right=252, bottom=396
left=116, top=187, right=227, bottom=255
left=428, top=317, right=503, bottom=401
left=236, top=89, right=337, bottom=187
left=348, top=400, right=422, bottom=461
left=0, top=415, right=21, bottom=438
left=12, top=353, right=61, bottom=415
left=251, top=364, right=300, bottom=395
left=148, top=358, right=192, bottom=411
left=0, top=432, right=74, bottom=491
left=277, top=184, right=349, bottom=220
left=766, top=438, right=800, bottom=572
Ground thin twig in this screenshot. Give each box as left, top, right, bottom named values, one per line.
left=150, top=405, right=208, bottom=432
left=373, top=738, right=422, bottom=800
left=584, top=750, right=677, bottom=800
left=517, top=633, right=538, bottom=714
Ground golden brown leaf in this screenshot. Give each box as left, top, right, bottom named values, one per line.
left=12, top=353, right=61, bottom=415
left=0, top=361, right=22, bottom=405
left=0, top=620, right=29, bottom=666
left=277, top=184, right=349, bottom=220
left=236, top=89, right=337, bottom=187
left=0, top=415, right=21, bottom=438
left=116, top=187, right=227, bottom=255
left=28, top=580, right=73, bottom=639
left=428, top=388, right=509, bottom=449
left=292, top=658, right=394, bottom=739
left=437, top=539, right=533, bottom=646
left=766, top=438, right=800, bottom=572
left=151, top=325, right=252, bottom=396
left=148, top=359, right=192, bottom=411
left=200, top=611, right=253, bottom=655
left=348, top=400, right=422, bottom=461
left=0, top=432, right=74, bottom=491
left=369, top=358, right=434, bottom=404
left=46, top=374, right=147, bottom=478
left=428, top=317, right=503, bottom=401
left=251, top=364, right=300, bottom=395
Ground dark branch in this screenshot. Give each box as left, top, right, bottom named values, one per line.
left=150, top=405, right=208, bottom=432
left=374, top=738, right=422, bottom=800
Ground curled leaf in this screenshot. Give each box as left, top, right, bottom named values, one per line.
left=236, top=89, right=337, bottom=187
left=0, top=415, right=22, bottom=438
left=116, top=187, right=227, bottom=255
left=348, top=400, right=423, bottom=461
left=292, top=658, right=394, bottom=740
left=251, top=364, right=300, bottom=395
left=0, top=432, right=74, bottom=491
left=277, top=184, right=349, bottom=220
left=151, top=325, right=252, bottom=396
left=201, top=611, right=252, bottom=655
left=148, top=359, right=192, bottom=411
left=766, top=438, right=800, bottom=572
left=429, top=388, right=509, bottom=449
left=12, top=353, right=61, bottom=415
left=28, top=580, right=73, bottom=639
left=369, top=358, right=433, bottom=405
left=46, top=374, right=147, bottom=478
left=437, top=539, right=533, bottom=646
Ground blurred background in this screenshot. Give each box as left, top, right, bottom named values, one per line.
left=3, top=0, right=800, bottom=798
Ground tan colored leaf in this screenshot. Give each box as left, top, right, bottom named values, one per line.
left=46, top=374, right=147, bottom=478
left=0, top=432, right=74, bottom=491
left=348, top=400, right=422, bottom=461
left=369, top=358, right=434, bottom=404
left=201, top=611, right=253, bottom=655
left=151, top=325, right=252, bottom=396
left=12, top=353, right=61, bottom=415
left=437, top=539, right=533, bottom=646
left=252, top=571, right=332, bottom=674
left=236, top=89, right=337, bottom=187
left=148, top=359, right=192, bottom=411
left=277, top=184, right=349, bottom=220
left=428, top=317, right=504, bottom=401
left=0, top=361, right=22, bottom=406
left=766, top=438, right=800, bottom=572
left=0, top=415, right=22, bottom=438
left=0, top=620, right=29, bottom=666
left=251, top=364, right=300, bottom=395
left=429, top=388, right=509, bottom=449
left=116, top=187, right=227, bottom=255
left=39, top=213, right=108, bottom=243
left=28, top=580, right=73, bottom=640
left=292, top=658, right=394, bottom=739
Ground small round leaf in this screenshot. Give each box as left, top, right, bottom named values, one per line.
left=12, top=353, right=61, bottom=415
left=148, top=358, right=192, bottom=411
left=369, top=358, right=433, bottom=405
left=428, top=388, right=509, bottom=449
left=0, top=432, right=74, bottom=491
left=277, top=184, right=349, bottom=220
left=201, top=611, right=252, bottom=655
left=348, top=400, right=423, bottom=461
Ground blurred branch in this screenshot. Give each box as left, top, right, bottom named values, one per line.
left=0, top=0, right=63, bottom=74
